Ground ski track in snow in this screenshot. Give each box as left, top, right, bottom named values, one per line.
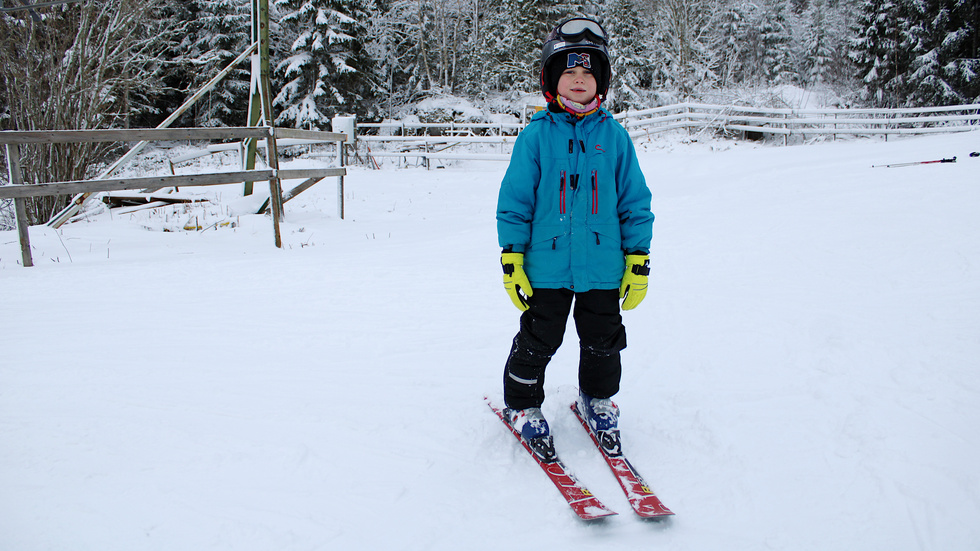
left=2, top=131, right=979, bottom=550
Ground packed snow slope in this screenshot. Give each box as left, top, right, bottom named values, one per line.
left=2, top=131, right=979, bottom=551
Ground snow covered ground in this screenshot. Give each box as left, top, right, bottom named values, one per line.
left=2, top=130, right=979, bottom=550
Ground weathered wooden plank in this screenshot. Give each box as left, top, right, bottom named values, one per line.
left=0, top=127, right=273, bottom=145
left=0, top=170, right=274, bottom=199
left=277, top=167, right=346, bottom=180
left=110, top=201, right=173, bottom=215
left=256, top=176, right=326, bottom=214
left=13, top=198, right=33, bottom=267
left=273, top=128, right=348, bottom=142
left=4, top=143, right=33, bottom=267
left=103, top=191, right=207, bottom=205
left=282, top=177, right=322, bottom=204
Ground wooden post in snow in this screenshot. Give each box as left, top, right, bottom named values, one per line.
left=4, top=142, right=33, bottom=267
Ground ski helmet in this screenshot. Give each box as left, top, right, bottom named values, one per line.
left=540, top=18, right=611, bottom=101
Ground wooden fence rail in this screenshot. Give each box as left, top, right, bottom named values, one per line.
left=617, top=102, right=980, bottom=141
left=350, top=103, right=980, bottom=162
left=1, top=126, right=346, bottom=267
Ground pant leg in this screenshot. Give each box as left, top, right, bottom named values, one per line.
left=503, top=288, right=574, bottom=409
left=573, top=289, right=627, bottom=400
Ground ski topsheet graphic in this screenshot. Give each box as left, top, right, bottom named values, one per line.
left=571, top=401, right=674, bottom=518
left=486, top=398, right=617, bottom=520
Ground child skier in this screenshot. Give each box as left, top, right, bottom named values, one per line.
left=497, top=17, right=654, bottom=460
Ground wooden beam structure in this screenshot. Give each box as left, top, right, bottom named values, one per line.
left=46, top=41, right=260, bottom=228
left=0, top=170, right=276, bottom=199
left=0, top=127, right=272, bottom=145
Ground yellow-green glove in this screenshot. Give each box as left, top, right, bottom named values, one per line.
left=620, top=254, right=650, bottom=310
left=501, top=252, right=533, bottom=311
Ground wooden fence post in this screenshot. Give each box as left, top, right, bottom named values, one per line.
left=266, top=129, right=284, bottom=248
left=4, top=142, right=34, bottom=267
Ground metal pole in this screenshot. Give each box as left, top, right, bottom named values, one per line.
left=337, top=140, right=345, bottom=219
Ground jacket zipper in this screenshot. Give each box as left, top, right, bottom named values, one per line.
left=591, top=170, right=598, bottom=215
left=559, top=171, right=566, bottom=214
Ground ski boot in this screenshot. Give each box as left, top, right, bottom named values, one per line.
left=579, top=391, right=622, bottom=456
left=504, top=407, right=557, bottom=462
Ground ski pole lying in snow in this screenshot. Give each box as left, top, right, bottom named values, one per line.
left=872, top=157, right=956, bottom=168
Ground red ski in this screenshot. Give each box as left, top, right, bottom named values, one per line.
left=487, top=398, right=617, bottom=521
left=571, top=402, right=674, bottom=519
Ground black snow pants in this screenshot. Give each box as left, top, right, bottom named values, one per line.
left=503, top=288, right=627, bottom=410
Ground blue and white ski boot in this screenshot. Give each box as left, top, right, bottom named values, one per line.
left=504, top=407, right=557, bottom=462
left=579, top=391, right=622, bottom=456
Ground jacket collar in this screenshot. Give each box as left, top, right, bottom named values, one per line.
left=532, top=106, right=608, bottom=128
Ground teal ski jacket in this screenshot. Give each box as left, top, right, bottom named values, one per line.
left=497, top=106, right=654, bottom=292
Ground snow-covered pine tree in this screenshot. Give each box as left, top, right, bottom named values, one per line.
left=273, top=0, right=376, bottom=128
left=455, top=0, right=531, bottom=103
left=604, top=0, right=650, bottom=110
left=130, top=0, right=197, bottom=128
left=758, top=0, right=796, bottom=85
left=850, top=0, right=912, bottom=106
left=651, top=0, right=719, bottom=99
left=799, top=0, right=856, bottom=90
left=905, top=0, right=980, bottom=106
left=713, top=0, right=752, bottom=88
left=577, top=0, right=604, bottom=21
left=801, top=0, right=835, bottom=86
left=366, top=0, right=416, bottom=117
left=188, top=0, right=251, bottom=127
left=943, top=0, right=980, bottom=103
left=492, top=0, right=548, bottom=94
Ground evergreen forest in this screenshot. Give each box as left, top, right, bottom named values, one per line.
left=1, top=0, right=978, bottom=131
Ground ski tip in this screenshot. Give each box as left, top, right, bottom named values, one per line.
left=574, top=504, right=619, bottom=521
left=635, top=507, right=675, bottom=519
left=580, top=511, right=619, bottom=521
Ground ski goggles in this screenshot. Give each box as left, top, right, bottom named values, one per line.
left=549, top=18, right=608, bottom=45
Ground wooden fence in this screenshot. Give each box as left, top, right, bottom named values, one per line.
left=0, top=126, right=346, bottom=267
left=617, top=102, right=980, bottom=142
left=351, top=102, right=980, bottom=164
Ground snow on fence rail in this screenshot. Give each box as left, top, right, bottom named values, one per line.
left=615, top=102, right=980, bottom=142
left=351, top=103, right=980, bottom=164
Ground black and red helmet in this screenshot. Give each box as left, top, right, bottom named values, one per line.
left=540, top=18, right=612, bottom=101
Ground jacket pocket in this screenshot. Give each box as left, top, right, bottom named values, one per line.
left=526, top=225, right=570, bottom=284
left=585, top=223, right=625, bottom=284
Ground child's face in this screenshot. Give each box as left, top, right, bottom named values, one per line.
left=557, top=66, right=597, bottom=104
